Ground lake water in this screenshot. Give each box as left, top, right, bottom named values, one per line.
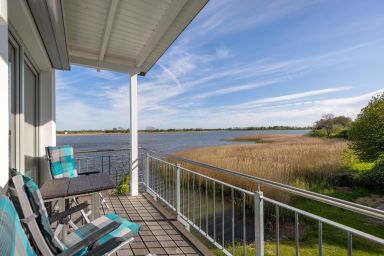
left=57, top=130, right=309, bottom=153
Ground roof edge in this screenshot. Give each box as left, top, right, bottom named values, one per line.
left=26, top=0, right=70, bottom=70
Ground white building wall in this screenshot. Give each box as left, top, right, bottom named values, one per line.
left=8, top=0, right=56, bottom=185
left=0, top=0, right=9, bottom=186
left=38, top=70, right=56, bottom=185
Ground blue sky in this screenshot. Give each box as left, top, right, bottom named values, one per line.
left=57, top=0, right=384, bottom=130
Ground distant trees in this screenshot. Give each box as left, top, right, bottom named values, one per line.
left=312, top=113, right=352, bottom=138
left=349, top=93, right=384, bottom=162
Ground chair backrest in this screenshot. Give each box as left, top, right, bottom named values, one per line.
left=0, top=193, right=37, bottom=256
left=46, top=145, right=78, bottom=179
left=8, top=175, right=67, bottom=256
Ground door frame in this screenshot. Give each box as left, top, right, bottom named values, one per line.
left=8, top=29, right=40, bottom=180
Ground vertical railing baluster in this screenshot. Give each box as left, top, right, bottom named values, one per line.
left=187, top=172, right=190, bottom=220
left=166, top=163, right=168, bottom=202
left=183, top=169, right=185, bottom=215
left=173, top=165, right=176, bottom=207
left=318, top=221, right=322, bottom=256
left=231, top=188, right=234, bottom=256
left=348, top=232, right=352, bottom=256
left=101, top=156, right=104, bottom=173
left=213, top=181, right=216, bottom=242
left=295, top=212, right=299, bottom=256
left=254, top=191, right=264, bottom=256
left=176, top=163, right=181, bottom=218
left=199, top=176, right=202, bottom=230
left=193, top=174, right=196, bottom=224
left=145, top=153, right=149, bottom=192
left=206, top=179, right=208, bottom=236
left=222, top=184, right=225, bottom=250
left=108, top=156, right=111, bottom=176
left=243, top=192, right=246, bottom=256
left=276, top=205, right=280, bottom=256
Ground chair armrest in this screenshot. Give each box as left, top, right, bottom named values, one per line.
left=49, top=202, right=89, bottom=224
left=78, top=171, right=100, bottom=175
left=83, top=237, right=130, bottom=256
left=57, top=222, right=120, bottom=256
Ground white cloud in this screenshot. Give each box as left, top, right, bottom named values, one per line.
left=227, top=86, right=353, bottom=110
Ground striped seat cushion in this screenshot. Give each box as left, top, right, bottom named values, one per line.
left=0, top=194, right=36, bottom=256
left=47, top=145, right=78, bottom=179
left=10, top=175, right=67, bottom=254
left=62, top=213, right=140, bottom=255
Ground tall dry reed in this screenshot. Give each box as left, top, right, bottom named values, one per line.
left=174, top=135, right=347, bottom=203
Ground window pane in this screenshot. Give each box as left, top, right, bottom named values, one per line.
left=24, top=62, right=37, bottom=180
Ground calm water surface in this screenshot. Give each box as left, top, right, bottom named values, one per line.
left=57, top=130, right=309, bottom=153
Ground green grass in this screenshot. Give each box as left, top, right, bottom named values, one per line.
left=214, top=238, right=384, bottom=256
left=211, top=187, right=384, bottom=256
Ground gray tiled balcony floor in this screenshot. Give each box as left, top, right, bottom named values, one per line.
left=101, top=194, right=204, bottom=256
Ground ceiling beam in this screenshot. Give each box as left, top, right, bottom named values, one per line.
left=136, top=0, right=187, bottom=68
left=70, top=55, right=136, bottom=74
left=98, top=0, right=119, bottom=62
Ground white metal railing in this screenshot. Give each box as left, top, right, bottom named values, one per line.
left=140, top=149, right=384, bottom=256
left=72, top=147, right=384, bottom=255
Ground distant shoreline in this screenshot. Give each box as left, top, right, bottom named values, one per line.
left=56, top=127, right=311, bottom=136
left=57, top=128, right=311, bottom=137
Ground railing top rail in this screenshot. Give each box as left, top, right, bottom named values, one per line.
left=140, top=147, right=384, bottom=221
left=76, top=148, right=131, bottom=154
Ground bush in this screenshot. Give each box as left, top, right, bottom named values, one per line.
left=332, top=128, right=349, bottom=139
left=312, top=114, right=352, bottom=138
left=349, top=93, right=384, bottom=162
left=112, top=174, right=130, bottom=195
left=360, top=161, right=384, bottom=190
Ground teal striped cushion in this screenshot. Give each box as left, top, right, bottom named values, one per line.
left=17, top=175, right=67, bottom=253
left=0, top=194, right=36, bottom=256
left=47, top=145, right=78, bottom=179
left=62, top=213, right=140, bottom=255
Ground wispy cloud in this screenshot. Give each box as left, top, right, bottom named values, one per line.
left=227, top=86, right=353, bottom=110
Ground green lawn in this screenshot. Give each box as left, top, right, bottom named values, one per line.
left=213, top=187, right=384, bottom=256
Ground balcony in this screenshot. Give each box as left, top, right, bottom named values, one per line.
left=74, top=148, right=384, bottom=256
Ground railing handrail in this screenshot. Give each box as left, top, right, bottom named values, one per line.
left=76, top=148, right=131, bottom=154
left=141, top=147, right=384, bottom=221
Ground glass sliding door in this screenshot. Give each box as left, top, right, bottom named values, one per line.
left=23, top=59, right=38, bottom=180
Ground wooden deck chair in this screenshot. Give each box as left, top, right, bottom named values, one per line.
left=6, top=174, right=140, bottom=256
left=0, top=192, right=129, bottom=256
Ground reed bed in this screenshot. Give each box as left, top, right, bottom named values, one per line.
left=174, top=135, right=348, bottom=203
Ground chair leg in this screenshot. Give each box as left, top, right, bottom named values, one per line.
left=72, top=197, right=91, bottom=224
left=99, top=192, right=110, bottom=209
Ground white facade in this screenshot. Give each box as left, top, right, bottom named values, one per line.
left=2, top=0, right=56, bottom=186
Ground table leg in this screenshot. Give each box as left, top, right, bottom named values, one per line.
left=91, top=193, right=100, bottom=220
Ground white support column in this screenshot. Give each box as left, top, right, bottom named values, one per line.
left=130, top=74, right=139, bottom=196
left=0, top=0, right=9, bottom=187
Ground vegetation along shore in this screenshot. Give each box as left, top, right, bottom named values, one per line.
left=174, top=93, right=384, bottom=256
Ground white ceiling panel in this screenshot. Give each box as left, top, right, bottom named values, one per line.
left=63, top=0, right=208, bottom=75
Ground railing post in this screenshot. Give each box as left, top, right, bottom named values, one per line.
left=176, top=163, right=181, bottom=216
left=145, top=153, right=150, bottom=192
left=254, top=190, right=264, bottom=256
